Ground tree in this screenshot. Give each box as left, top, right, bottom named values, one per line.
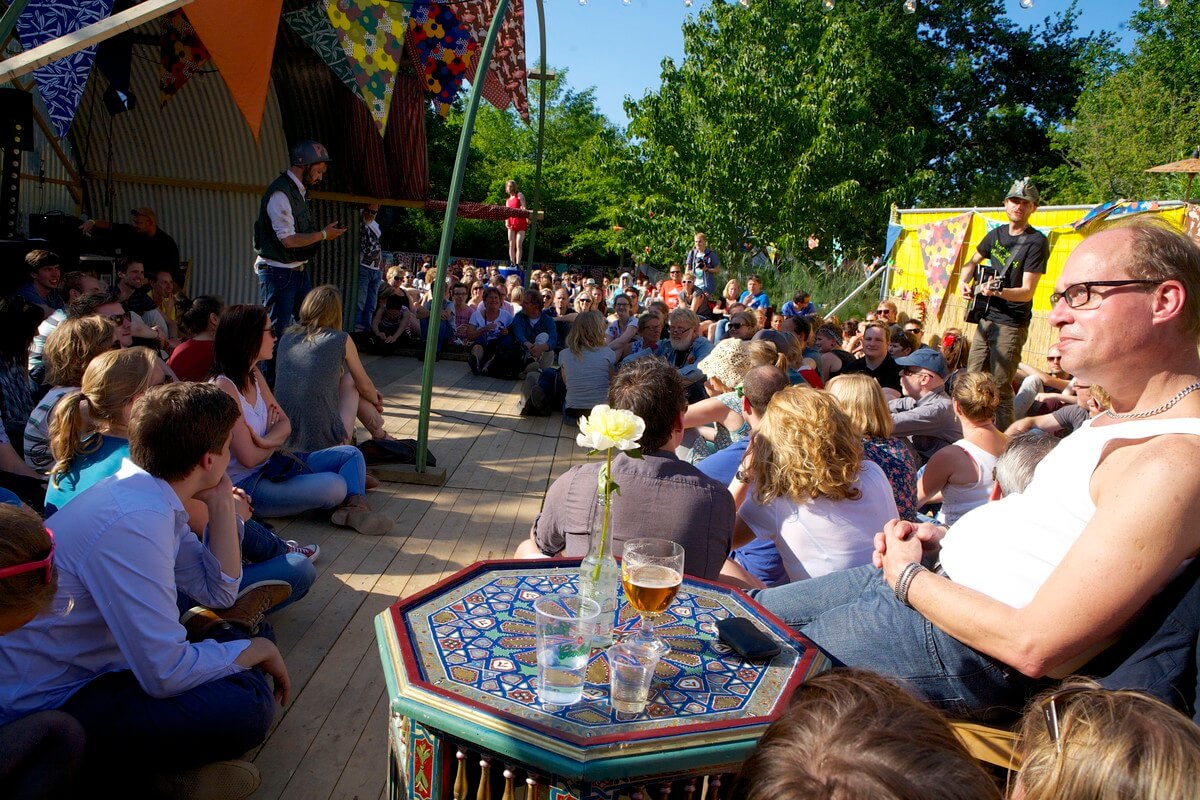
left=617, top=0, right=1099, bottom=280
left=1049, top=0, right=1200, bottom=203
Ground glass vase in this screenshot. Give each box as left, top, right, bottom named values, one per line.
left=577, top=497, right=620, bottom=647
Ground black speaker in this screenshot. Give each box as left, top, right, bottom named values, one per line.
left=0, top=89, right=34, bottom=152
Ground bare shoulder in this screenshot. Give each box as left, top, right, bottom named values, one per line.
left=1094, top=430, right=1200, bottom=499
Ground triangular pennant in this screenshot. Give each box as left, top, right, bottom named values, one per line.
left=884, top=222, right=903, bottom=261
left=185, top=0, right=284, bottom=140
left=495, top=0, right=529, bottom=123
left=405, top=0, right=478, bottom=117
left=15, top=0, right=114, bottom=139
left=456, top=0, right=518, bottom=113
left=159, top=10, right=212, bottom=107
left=1105, top=199, right=1163, bottom=222
left=326, top=0, right=407, bottom=137
left=286, top=3, right=358, bottom=97
left=917, top=212, right=972, bottom=317
left=1071, top=199, right=1124, bottom=232
left=1185, top=204, right=1200, bottom=249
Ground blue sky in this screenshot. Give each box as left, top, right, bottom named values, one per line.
left=534, top=0, right=1147, bottom=128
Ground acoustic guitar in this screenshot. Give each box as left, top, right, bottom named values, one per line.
left=965, top=265, right=1006, bottom=325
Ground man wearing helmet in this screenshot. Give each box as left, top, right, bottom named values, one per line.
left=253, top=140, right=348, bottom=349
left=957, top=177, right=1049, bottom=429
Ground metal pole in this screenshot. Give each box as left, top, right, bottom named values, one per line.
left=414, top=0, right=510, bottom=472
left=523, top=0, right=547, bottom=275
left=823, top=258, right=886, bottom=320
left=0, top=0, right=32, bottom=47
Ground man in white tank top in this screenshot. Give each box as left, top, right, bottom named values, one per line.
left=756, top=221, right=1200, bottom=720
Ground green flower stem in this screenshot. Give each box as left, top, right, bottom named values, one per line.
left=592, top=448, right=613, bottom=584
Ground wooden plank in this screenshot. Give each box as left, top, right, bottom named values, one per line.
left=0, top=0, right=192, bottom=83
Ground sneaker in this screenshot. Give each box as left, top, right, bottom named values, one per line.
left=148, top=759, right=261, bottom=800
left=285, top=540, right=320, bottom=562
left=181, top=581, right=292, bottom=640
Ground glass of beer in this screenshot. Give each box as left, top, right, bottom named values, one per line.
left=620, top=538, right=684, bottom=656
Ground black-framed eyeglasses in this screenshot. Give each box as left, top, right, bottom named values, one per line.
left=876, top=308, right=892, bottom=315
left=0, top=528, right=54, bottom=584
left=1050, top=280, right=1163, bottom=309
left=1046, top=355, right=1062, bottom=362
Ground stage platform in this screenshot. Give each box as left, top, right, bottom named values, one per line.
left=247, top=354, right=592, bottom=799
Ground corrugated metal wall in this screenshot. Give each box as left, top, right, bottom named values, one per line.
left=17, top=123, right=78, bottom=227
left=69, top=25, right=363, bottom=306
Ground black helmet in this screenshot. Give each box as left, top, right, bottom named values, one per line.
left=290, top=140, right=331, bottom=167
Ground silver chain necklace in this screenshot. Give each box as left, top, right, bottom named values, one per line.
left=1104, top=381, right=1200, bottom=420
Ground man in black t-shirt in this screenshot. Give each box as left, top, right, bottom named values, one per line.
left=958, top=177, right=1049, bottom=428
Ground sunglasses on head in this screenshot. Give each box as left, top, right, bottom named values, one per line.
left=0, top=528, right=54, bottom=585
left=727, top=323, right=744, bottom=330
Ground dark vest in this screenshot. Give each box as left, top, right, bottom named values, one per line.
left=254, top=172, right=320, bottom=264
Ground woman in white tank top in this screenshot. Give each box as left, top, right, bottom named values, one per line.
left=211, top=305, right=392, bottom=536
left=918, top=371, right=1007, bottom=526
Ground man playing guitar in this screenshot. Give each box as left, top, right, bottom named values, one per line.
left=959, top=178, right=1049, bottom=429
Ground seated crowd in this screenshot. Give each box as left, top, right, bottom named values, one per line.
left=0, top=252, right=398, bottom=797
left=510, top=220, right=1200, bottom=795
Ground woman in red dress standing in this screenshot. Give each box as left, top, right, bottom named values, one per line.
left=505, top=180, right=528, bottom=267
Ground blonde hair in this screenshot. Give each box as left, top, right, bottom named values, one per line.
left=1017, top=680, right=1200, bottom=800
left=43, top=316, right=115, bottom=388
left=387, top=266, right=403, bottom=282
left=567, top=310, right=607, bottom=356
left=1089, top=383, right=1112, bottom=410
left=293, top=284, right=343, bottom=339
left=49, top=348, right=158, bottom=486
left=750, top=387, right=865, bottom=504
left=951, top=371, right=1001, bottom=423
left=826, top=373, right=894, bottom=438
left=748, top=340, right=787, bottom=372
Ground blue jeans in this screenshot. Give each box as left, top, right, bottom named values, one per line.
left=60, top=623, right=275, bottom=771
left=256, top=265, right=312, bottom=340
left=420, top=317, right=455, bottom=352
left=237, top=445, right=366, bottom=518
left=176, top=519, right=315, bottom=617
left=356, top=266, right=382, bottom=331
left=753, top=564, right=1037, bottom=720
left=712, top=318, right=729, bottom=344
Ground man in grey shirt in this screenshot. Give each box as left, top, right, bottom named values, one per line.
left=888, top=349, right=961, bottom=464
left=515, top=358, right=734, bottom=581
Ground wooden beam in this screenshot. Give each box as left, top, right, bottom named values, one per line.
left=0, top=0, right=193, bottom=84
left=19, top=172, right=77, bottom=188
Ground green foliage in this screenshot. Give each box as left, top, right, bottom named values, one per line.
left=615, top=0, right=1100, bottom=307
left=1051, top=0, right=1200, bottom=203
left=382, top=69, right=626, bottom=266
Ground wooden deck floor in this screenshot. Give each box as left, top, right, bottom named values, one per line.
left=248, top=355, right=587, bottom=799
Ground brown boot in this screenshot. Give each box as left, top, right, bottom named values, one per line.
left=181, top=581, right=292, bottom=641
left=331, top=497, right=393, bottom=536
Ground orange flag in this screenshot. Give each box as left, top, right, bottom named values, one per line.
left=185, top=0, right=284, bottom=140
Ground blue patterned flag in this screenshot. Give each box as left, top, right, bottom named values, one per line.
left=16, top=0, right=115, bottom=139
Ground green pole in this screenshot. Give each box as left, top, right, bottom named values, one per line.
left=0, top=0, right=31, bottom=47
left=415, top=0, right=511, bottom=472
left=523, top=0, right=547, bottom=275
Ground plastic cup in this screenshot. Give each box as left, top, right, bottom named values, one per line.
left=535, top=593, right=601, bottom=707
left=606, top=642, right=662, bottom=718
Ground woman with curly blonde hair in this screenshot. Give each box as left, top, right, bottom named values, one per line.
left=731, top=387, right=898, bottom=582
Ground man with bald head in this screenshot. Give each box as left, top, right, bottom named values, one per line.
left=754, top=220, right=1200, bottom=720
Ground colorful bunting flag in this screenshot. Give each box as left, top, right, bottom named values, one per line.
left=1070, top=199, right=1124, bottom=232
left=159, top=10, right=212, bottom=107
left=494, top=0, right=529, bottom=123
left=1184, top=204, right=1200, bottom=248
left=15, top=0, right=114, bottom=139
left=285, top=3, right=357, bottom=97
left=326, top=0, right=408, bottom=136
left=917, top=212, right=971, bottom=317
left=405, top=1, right=478, bottom=116
left=455, top=0, right=521, bottom=114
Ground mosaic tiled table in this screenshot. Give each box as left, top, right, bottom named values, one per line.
left=375, top=559, right=829, bottom=800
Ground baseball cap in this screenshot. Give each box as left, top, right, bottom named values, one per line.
left=585, top=278, right=598, bottom=286
left=1005, top=177, right=1040, bottom=204
left=894, top=348, right=948, bottom=379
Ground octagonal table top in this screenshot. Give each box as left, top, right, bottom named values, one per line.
left=376, top=559, right=828, bottom=780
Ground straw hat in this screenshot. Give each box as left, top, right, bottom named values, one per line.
left=698, top=338, right=752, bottom=390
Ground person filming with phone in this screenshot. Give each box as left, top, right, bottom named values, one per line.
left=253, top=140, right=348, bottom=379
left=958, top=177, right=1049, bottom=429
